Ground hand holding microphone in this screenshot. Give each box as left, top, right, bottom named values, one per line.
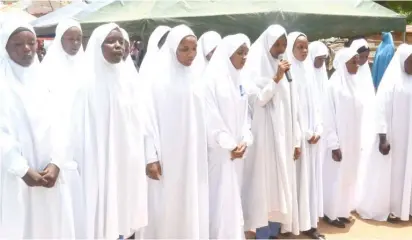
left=273, top=54, right=292, bottom=83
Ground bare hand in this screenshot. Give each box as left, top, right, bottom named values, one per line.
left=293, top=147, right=301, bottom=160
left=22, top=168, right=48, bottom=187
left=273, top=60, right=291, bottom=83
left=312, top=135, right=321, bottom=144
left=379, top=140, right=391, bottom=155
left=40, top=163, right=60, bottom=188
left=308, top=136, right=316, bottom=144
left=231, top=143, right=247, bottom=160
left=332, top=149, right=342, bottom=162
left=308, top=135, right=320, bottom=144
left=146, top=161, right=162, bottom=180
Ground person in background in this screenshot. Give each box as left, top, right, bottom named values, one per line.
left=120, top=28, right=139, bottom=81
left=241, top=25, right=299, bottom=239
left=37, top=39, right=46, bottom=62
left=204, top=33, right=252, bottom=239
left=40, top=18, right=86, bottom=239
left=142, top=24, right=208, bottom=239
left=372, top=32, right=395, bottom=91
left=192, top=31, right=222, bottom=79
left=286, top=32, right=324, bottom=239
left=138, top=26, right=171, bottom=81
left=0, top=20, right=76, bottom=239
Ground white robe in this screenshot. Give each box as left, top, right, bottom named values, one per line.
left=0, top=26, right=75, bottom=238
left=204, top=34, right=252, bottom=239
left=241, top=25, right=301, bottom=235
left=323, top=48, right=372, bottom=220
left=40, top=19, right=86, bottom=238
left=358, top=44, right=412, bottom=221
left=60, top=23, right=148, bottom=239
left=141, top=25, right=209, bottom=239
left=286, top=32, right=322, bottom=231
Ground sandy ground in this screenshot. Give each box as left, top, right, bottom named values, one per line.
left=287, top=213, right=412, bottom=239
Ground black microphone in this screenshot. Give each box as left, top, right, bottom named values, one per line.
left=278, top=54, right=292, bottom=82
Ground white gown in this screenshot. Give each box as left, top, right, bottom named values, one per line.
left=358, top=44, right=412, bottom=221
left=323, top=48, right=372, bottom=220
left=141, top=25, right=209, bottom=239
left=204, top=34, right=252, bottom=239
left=0, top=22, right=75, bottom=239
left=286, top=32, right=322, bottom=231
left=241, top=25, right=301, bottom=235
left=61, top=23, right=148, bottom=239
left=40, top=19, right=86, bottom=238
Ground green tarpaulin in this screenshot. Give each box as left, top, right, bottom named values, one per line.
left=76, top=0, right=405, bottom=41
left=34, top=0, right=406, bottom=41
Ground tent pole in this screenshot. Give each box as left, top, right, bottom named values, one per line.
left=403, top=31, right=406, bottom=43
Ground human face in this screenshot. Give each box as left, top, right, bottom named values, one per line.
left=6, top=29, right=37, bottom=67
left=123, top=40, right=130, bottom=61
left=314, top=55, right=327, bottom=68
left=358, top=49, right=370, bottom=66
left=101, top=28, right=124, bottom=64
left=176, top=35, right=197, bottom=66
left=270, top=34, right=287, bottom=59
left=404, top=54, right=412, bottom=75
left=345, top=55, right=359, bottom=74
left=205, top=47, right=216, bottom=61
left=61, top=26, right=82, bottom=56
left=293, top=35, right=309, bottom=61
left=230, top=43, right=249, bottom=70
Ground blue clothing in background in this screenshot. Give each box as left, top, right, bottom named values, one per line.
left=372, top=32, right=395, bottom=89
left=256, top=222, right=281, bottom=239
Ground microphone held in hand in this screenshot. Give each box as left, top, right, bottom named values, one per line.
left=278, top=54, right=292, bottom=82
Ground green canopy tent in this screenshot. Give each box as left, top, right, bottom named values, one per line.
left=74, top=0, right=405, bottom=41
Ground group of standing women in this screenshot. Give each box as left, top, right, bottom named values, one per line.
left=1, top=16, right=412, bottom=240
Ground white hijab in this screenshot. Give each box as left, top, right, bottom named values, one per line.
left=203, top=33, right=251, bottom=148
left=243, top=24, right=287, bottom=89
left=120, top=28, right=139, bottom=81
left=192, top=31, right=222, bottom=77
left=377, top=44, right=412, bottom=96
left=350, top=38, right=375, bottom=95
left=0, top=21, right=40, bottom=85
left=309, top=41, right=329, bottom=95
left=41, top=19, right=84, bottom=92
left=331, top=47, right=361, bottom=97
left=285, top=32, right=313, bottom=86
left=139, top=26, right=171, bottom=81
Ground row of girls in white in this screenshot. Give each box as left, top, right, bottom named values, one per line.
left=1, top=16, right=412, bottom=240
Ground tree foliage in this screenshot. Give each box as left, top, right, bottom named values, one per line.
left=376, top=1, right=412, bottom=23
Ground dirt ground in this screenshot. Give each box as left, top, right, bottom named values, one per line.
left=288, top=213, right=412, bottom=239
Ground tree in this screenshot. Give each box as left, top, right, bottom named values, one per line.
left=376, top=1, right=412, bottom=23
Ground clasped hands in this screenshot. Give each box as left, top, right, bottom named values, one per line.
left=22, top=163, right=60, bottom=188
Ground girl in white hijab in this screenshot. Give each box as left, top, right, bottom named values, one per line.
left=138, top=25, right=171, bottom=81
left=39, top=18, right=86, bottom=238
left=60, top=23, right=148, bottom=239
left=142, top=24, right=208, bottom=239
left=357, top=44, right=412, bottom=222
left=309, top=41, right=329, bottom=98
left=203, top=33, right=252, bottom=239
left=323, top=47, right=369, bottom=228
left=286, top=32, right=324, bottom=239
left=0, top=20, right=75, bottom=239
left=241, top=24, right=300, bottom=239
left=192, top=31, right=222, bottom=78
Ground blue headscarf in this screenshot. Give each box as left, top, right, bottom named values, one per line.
left=372, top=32, right=395, bottom=89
